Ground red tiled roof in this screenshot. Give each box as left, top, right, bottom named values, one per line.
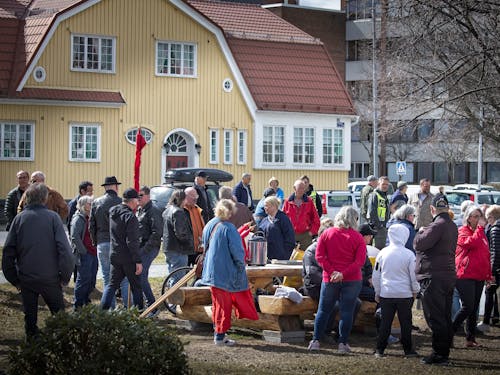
left=0, top=0, right=81, bottom=97
left=228, top=37, right=354, bottom=115
left=187, top=0, right=320, bottom=44
left=12, top=87, right=125, bottom=103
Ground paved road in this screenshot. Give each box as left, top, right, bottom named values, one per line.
left=0, top=230, right=168, bottom=284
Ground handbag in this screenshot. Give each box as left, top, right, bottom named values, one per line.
left=195, top=222, right=222, bottom=278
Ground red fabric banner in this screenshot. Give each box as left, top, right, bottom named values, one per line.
left=134, top=129, right=147, bottom=191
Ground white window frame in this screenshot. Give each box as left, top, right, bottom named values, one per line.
left=262, top=125, right=285, bottom=165
left=223, top=129, right=233, bottom=164
left=69, top=123, right=101, bottom=162
left=0, top=121, right=34, bottom=161
left=209, top=128, right=219, bottom=164
left=237, top=129, right=247, bottom=165
left=322, top=128, right=344, bottom=165
left=71, top=34, right=116, bottom=73
left=155, top=40, right=197, bottom=78
left=293, top=127, right=315, bottom=165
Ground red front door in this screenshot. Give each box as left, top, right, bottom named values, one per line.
left=166, top=155, right=188, bottom=169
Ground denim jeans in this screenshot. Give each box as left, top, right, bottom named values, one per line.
left=97, top=242, right=129, bottom=308
left=140, top=247, right=160, bottom=307
left=313, top=280, right=362, bottom=344
left=74, top=252, right=98, bottom=308
left=165, top=251, right=189, bottom=287
left=451, top=287, right=461, bottom=318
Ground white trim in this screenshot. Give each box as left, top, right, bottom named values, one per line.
left=17, top=0, right=102, bottom=91
left=237, top=129, right=247, bottom=165
left=0, top=98, right=124, bottom=108
left=169, top=0, right=257, bottom=121
left=209, top=128, right=219, bottom=164
left=223, top=129, right=233, bottom=165
left=0, top=121, right=35, bottom=161
left=68, top=122, right=101, bottom=162
left=155, top=40, right=198, bottom=78
left=254, top=111, right=352, bottom=170
left=33, top=67, right=46, bottom=82
left=125, top=127, right=154, bottom=145
left=70, top=33, right=116, bottom=74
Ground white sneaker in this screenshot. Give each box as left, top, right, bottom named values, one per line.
left=338, top=343, right=352, bottom=354
left=214, top=337, right=236, bottom=346
left=308, top=339, right=320, bottom=351
left=476, top=323, right=490, bottom=333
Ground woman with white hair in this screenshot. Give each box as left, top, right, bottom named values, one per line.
left=308, top=206, right=366, bottom=353
left=452, top=205, right=492, bottom=347
left=70, top=195, right=97, bottom=309
left=385, top=204, right=416, bottom=251
left=200, top=199, right=258, bottom=346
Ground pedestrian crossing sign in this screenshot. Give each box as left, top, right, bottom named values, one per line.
left=396, top=161, right=407, bottom=175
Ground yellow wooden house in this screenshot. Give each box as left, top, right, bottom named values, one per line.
left=0, top=0, right=356, bottom=200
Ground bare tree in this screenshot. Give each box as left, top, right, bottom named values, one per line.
left=384, top=0, right=500, bottom=143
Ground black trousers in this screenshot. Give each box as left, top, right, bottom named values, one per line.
left=453, top=278, right=484, bottom=340
left=104, top=261, right=143, bottom=310
left=483, top=273, right=499, bottom=324
left=420, top=278, right=455, bottom=358
left=20, top=281, right=65, bottom=337
left=376, top=297, right=414, bottom=354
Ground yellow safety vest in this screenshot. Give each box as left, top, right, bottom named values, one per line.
left=375, top=191, right=388, bottom=222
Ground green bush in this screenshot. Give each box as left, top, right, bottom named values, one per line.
left=8, top=305, right=190, bottom=375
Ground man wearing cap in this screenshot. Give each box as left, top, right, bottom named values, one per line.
left=409, top=178, right=434, bottom=230
left=90, top=176, right=128, bottom=308
left=101, top=188, right=143, bottom=310
left=367, top=176, right=391, bottom=249
left=194, top=170, right=214, bottom=223
left=233, top=173, right=254, bottom=212
left=360, top=175, right=379, bottom=224
left=390, top=181, right=408, bottom=213
left=414, top=194, right=458, bottom=366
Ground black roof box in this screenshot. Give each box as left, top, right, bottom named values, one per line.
left=164, top=168, right=233, bottom=184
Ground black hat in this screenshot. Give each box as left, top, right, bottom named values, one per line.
left=263, top=188, right=276, bottom=198
left=101, top=176, right=121, bottom=186
left=359, top=223, right=377, bottom=236
left=123, top=188, right=139, bottom=199
left=196, top=170, right=208, bottom=178
left=431, top=194, right=449, bottom=208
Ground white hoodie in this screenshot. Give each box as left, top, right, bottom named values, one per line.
left=372, top=224, right=420, bottom=299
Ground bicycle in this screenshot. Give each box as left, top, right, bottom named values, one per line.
left=161, top=265, right=198, bottom=314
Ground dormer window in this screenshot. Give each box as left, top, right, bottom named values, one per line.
left=156, top=41, right=197, bottom=77
left=71, top=34, right=116, bottom=73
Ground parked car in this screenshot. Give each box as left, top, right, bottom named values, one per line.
left=150, top=168, right=233, bottom=211
left=445, top=188, right=500, bottom=218
left=452, top=184, right=496, bottom=191
left=318, top=190, right=359, bottom=220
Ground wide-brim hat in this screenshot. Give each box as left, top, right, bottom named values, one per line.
left=101, top=176, right=121, bottom=186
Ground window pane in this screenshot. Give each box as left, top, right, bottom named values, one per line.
left=157, top=43, right=168, bottom=74
left=304, top=128, right=314, bottom=164
left=293, top=128, right=303, bottom=163
left=323, top=129, right=332, bottom=164
left=170, top=44, right=182, bottom=75
left=100, top=38, right=113, bottom=71
left=86, top=37, right=99, bottom=70
left=72, top=36, right=85, bottom=69
left=274, top=127, right=284, bottom=163
left=334, top=129, right=343, bottom=164
left=18, top=124, right=31, bottom=158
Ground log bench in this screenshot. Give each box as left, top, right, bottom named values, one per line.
left=168, top=286, right=399, bottom=343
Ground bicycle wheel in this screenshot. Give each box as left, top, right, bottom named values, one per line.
left=161, top=266, right=197, bottom=314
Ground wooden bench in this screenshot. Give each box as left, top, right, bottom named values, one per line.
left=169, top=286, right=399, bottom=342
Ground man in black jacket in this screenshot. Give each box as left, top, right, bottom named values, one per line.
left=2, top=183, right=74, bottom=337
left=194, top=170, right=214, bottom=223
left=101, top=188, right=143, bottom=310
left=414, top=194, right=458, bottom=366
left=137, top=186, right=163, bottom=313
left=4, top=170, right=30, bottom=231
left=90, top=176, right=128, bottom=308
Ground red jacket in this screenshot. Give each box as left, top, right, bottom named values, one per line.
left=456, top=225, right=492, bottom=281
left=282, top=194, right=320, bottom=236
left=315, top=227, right=366, bottom=282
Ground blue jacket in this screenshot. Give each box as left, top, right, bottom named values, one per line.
left=386, top=218, right=416, bottom=252
left=200, top=218, right=249, bottom=292
left=258, top=210, right=295, bottom=260
left=233, top=181, right=254, bottom=211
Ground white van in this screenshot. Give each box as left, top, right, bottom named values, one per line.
left=317, top=190, right=359, bottom=220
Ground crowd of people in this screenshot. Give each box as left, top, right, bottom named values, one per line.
left=2, top=170, right=499, bottom=364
